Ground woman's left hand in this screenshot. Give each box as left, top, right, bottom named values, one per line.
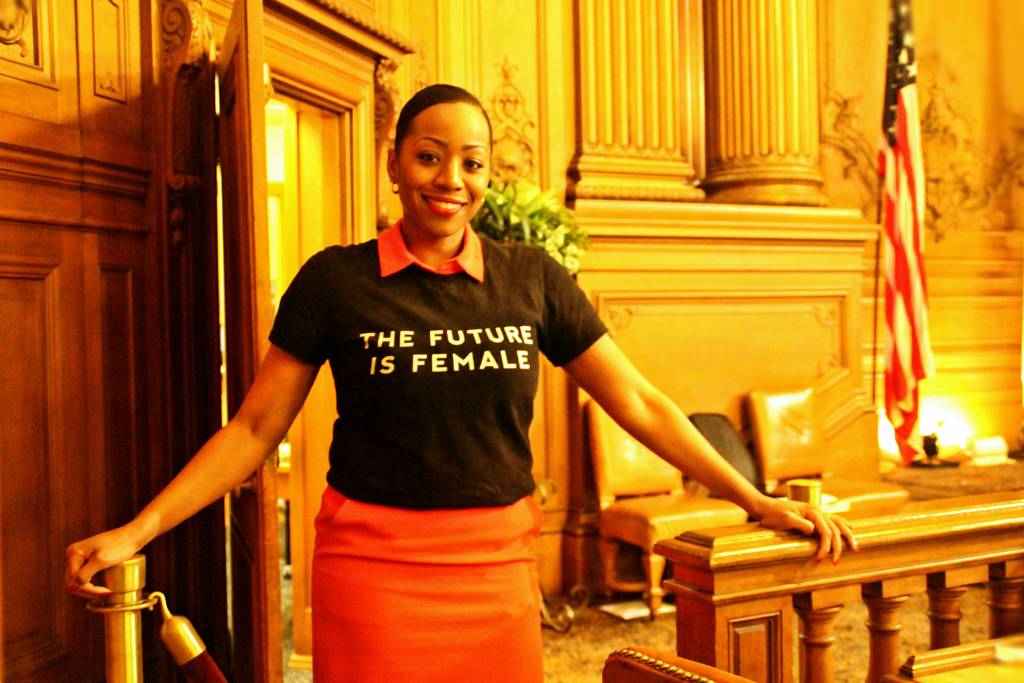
left=754, top=496, right=858, bottom=564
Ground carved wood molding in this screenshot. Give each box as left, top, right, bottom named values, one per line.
left=92, top=0, right=130, bottom=102
left=0, top=0, right=51, bottom=84
left=0, top=141, right=149, bottom=198
left=0, top=0, right=32, bottom=50
left=592, top=288, right=864, bottom=437
left=161, top=0, right=212, bottom=193
left=161, top=0, right=215, bottom=249
left=595, top=291, right=849, bottom=379
left=374, top=57, right=399, bottom=230
left=307, top=0, right=414, bottom=54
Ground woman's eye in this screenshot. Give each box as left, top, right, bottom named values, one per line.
left=465, top=159, right=484, bottom=171
left=417, top=152, right=439, bottom=163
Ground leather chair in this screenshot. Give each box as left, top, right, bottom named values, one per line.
left=586, top=400, right=749, bottom=619
left=748, top=388, right=909, bottom=514
left=603, top=648, right=756, bottom=683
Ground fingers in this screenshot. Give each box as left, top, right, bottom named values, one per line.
left=68, top=580, right=113, bottom=598
left=804, top=507, right=836, bottom=562
left=65, top=545, right=86, bottom=586
left=789, top=514, right=815, bottom=536
left=64, top=543, right=112, bottom=597
left=834, top=515, right=858, bottom=553
left=803, top=507, right=858, bottom=564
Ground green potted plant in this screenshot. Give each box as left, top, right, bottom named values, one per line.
left=471, top=180, right=589, bottom=275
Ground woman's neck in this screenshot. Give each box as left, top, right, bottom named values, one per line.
left=399, top=223, right=466, bottom=268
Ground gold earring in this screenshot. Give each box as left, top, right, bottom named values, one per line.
left=390, top=182, right=399, bottom=194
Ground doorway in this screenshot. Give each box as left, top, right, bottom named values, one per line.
left=263, top=92, right=349, bottom=672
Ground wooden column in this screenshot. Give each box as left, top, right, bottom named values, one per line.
left=988, top=560, right=1024, bottom=638
left=926, top=566, right=987, bottom=649
left=703, top=0, right=826, bottom=205
left=926, top=586, right=967, bottom=649
left=569, top=0, right=704, bottom=201
left=794, top=585, right=857, bottom=683
left=863, top=576, right=925, bottom=683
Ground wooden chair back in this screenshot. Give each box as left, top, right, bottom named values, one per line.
left=585, top=400, right=683, bottom=510
left=748, top=387, right=825, bottom=484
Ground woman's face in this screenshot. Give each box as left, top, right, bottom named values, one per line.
left=387, top=102, right=490, bottom=243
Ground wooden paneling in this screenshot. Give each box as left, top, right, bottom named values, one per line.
left=0, top=226, right=110, bottom=682
left=0, top=255, right=65, bottom=677
left=563, top=200, right=878, bottom=594
left=100, top=266, right=138, bottom=527
left=0, top=0, right=194, bottom=678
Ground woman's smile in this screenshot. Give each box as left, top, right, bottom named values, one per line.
left=423, top=194, right=468, bottom=217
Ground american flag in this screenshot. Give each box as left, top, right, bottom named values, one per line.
left=880, top=0, right=934, bottom=464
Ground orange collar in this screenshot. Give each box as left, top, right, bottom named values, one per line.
left=377, top=219, right=484, bottom=282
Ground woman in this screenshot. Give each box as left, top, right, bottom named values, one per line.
left=67, top=84, right=856, bottom=682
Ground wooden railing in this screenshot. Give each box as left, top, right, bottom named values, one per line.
left=655, top=491, right=1024, bottom=683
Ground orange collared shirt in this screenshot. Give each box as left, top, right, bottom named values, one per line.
left=377, top=219, right=485, bottom=282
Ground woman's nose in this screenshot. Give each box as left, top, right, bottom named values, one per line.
left=434, top=160, right=463, bottom=189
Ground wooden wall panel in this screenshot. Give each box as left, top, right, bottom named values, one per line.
left=0, top=227, right=107, bottom=682
left=0, top=264, right=64, bottom=677
left=0, top=0, right=192, bottom=677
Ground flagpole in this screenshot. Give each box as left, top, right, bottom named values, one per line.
left=872, top=179, right=882, bottom=408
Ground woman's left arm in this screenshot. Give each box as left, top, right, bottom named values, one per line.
left=564, top=334, right=857, bottom=563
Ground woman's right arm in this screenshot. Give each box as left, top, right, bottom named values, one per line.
left=65, top=344, right=319, bottom=597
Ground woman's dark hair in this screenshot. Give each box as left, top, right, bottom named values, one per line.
left=394, top=84, right=493, bottom=151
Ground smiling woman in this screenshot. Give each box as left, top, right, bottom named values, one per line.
left=66, top=83, right=854, bottom=683
left=385, top=86, right=493, bottom=266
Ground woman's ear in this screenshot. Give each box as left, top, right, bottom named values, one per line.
left=386, top=148, right=397, bottom=184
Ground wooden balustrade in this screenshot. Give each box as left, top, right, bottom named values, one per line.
left=655, top=491, right=1024, bottom=683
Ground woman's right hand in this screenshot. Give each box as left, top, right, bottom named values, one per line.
left=65, top=522, right=149, bottom=598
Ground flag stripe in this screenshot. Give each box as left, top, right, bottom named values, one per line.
left=881, top=2, right=934, bottom=464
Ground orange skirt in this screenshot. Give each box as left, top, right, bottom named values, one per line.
left=311, top=486, right=543, bottom=682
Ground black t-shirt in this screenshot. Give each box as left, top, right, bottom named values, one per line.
left=269, top=235, right=607, bottom=509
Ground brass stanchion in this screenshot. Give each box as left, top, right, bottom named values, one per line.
left=85, top=555, right=228, bottom=682
left=87, top=555, right=149, bottom=683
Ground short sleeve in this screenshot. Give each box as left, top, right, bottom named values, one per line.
left=537, top=252, right=608, bottom=366
left=268, top=250, right=332, bottom=366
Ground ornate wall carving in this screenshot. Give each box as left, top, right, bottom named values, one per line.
left=0, top=0, right=35, bottom=63
left=375, top=57, right=399, bottom=230
left=919, top=55, right=1024, bottom=242
left=92, top=0, right=128, bottom=101
left=821, top=87, right=880, bottom=220
left=0, top=0, right=52, bottom=85
left=487, top=56, right=535, bottom=183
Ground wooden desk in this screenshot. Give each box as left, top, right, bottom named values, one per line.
left=883, top=636, right=1024, bottom=682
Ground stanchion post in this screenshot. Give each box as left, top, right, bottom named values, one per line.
left=99, top=554, right=147, bottom=683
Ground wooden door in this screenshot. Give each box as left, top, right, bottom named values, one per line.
left=216, top=0, right=282, bottom=681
